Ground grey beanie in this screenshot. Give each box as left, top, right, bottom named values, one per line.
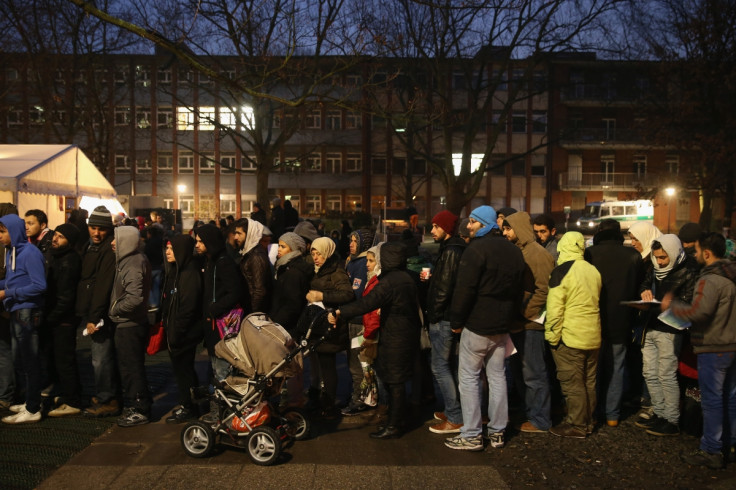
left=87, top=206, right=113, bottom=229
left=293, top=220, right=320, bottom=242
left=279, top=232, right=306, bottom=254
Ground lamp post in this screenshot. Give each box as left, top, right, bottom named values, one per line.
left=665, top=187, right=676, bottom=233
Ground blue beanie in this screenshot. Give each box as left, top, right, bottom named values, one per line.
left=469, top=205, right=498, bottom=237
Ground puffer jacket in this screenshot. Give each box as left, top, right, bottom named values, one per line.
left=639, top=254, right=699, bottom=334
left=426, top=235, right=466, bottom=324
left=545, top=232, right=602, bottom=350
left=109, top=226, right=151, bottom=328
left=670, top=259, right=736, bottom=353
left=338, top=242, right=420, bottom=384
left=161, top=234, right=203, bottom=353
left=506, top=212, right=555, bottom=332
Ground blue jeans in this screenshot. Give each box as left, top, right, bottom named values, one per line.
left=429, top=321, right=462, bottom=425
left=523, top=330, right=551, bottom=430
left=599, top=342, right=627, bottom=421
left=0, top=315, right=15, bottom=403
left=642, top=329, right=681, bottom=424
left=458, top=329, right=508, bottom=437
left=697, top=352, right=736, bottom=454
left=88, top=320, right=119, bottom=403
left=10, top=308, right=43, bottom=413
left=149, top=269, right=163, bottom=309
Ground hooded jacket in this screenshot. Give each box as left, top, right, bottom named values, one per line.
left=109, top=226, right=151, bottom=328
left=0, top=214, right=46, bottom=312
left=161, top=234, right=203, bottom=353
left=545, top=232, right=602, bottom=350
left=506, top=212, right=555, bottom=332
left=338, top=242, right=420, bottom=383
left=670, top=259, right=736, bottom=354
left=345, top=228, right=375, bottom=320
left=426, top=235, right=466, bottom=324
left=0, top=202, right=18, bottom=281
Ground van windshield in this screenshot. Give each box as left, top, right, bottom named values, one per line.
left=582, top=205, right=601, bottom=218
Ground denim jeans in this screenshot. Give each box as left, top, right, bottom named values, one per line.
left=88, top=320, right=119, bottom=403
left=10, top=308, right=43, bottom=413
left=0, top=315, right=15, bottom=403
left=697, top=352, right=736, bottom=454
left=642, top=329, right=682, bottom=424
left=523, top=330, right=552, bottom=430
left=552, top=343, right=598, bottom=432
left=429, top=321, right=462, bottom=425
left=458, top=329, right=508, bottom=437
left=149, top=268, right=163, bottom=309
left=599, top=342, right=627, bottom=421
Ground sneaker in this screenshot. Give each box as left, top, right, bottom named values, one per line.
left=434, top=411, right=447, bottom=422
left=0, top=399, right=11, bottom=410
left=166, top=406, right=196, bottom=424
left=636, top=405, right=654, bottom=420
left=646, top=418, right=679, bottom=436
left=2, top=407, right=41, bottom=424
left=48, top=404, right=81, bottom=417
left=9, top=403, right=26, bottom=413
left=429, top=420, right=463, bottom=434
left=117, top=407, right=149, bottom=427
left=520, top=421, right=547, bottom=433
left=83, top=398, right=121, bottom=418
left=41, top=384, right=54, bottom=398
left=341, top=401, right=368, bottom=417
left=606, top=420, right=619, bottom=427
left=680, top=448, right=723, bottom=470
left=488, top=430, right=505, bottom=448
left=549, top=422, right=586, bottom=439
left=634, top=413, right=660, bottom=429
left=445, top=434, right=483, bottom=451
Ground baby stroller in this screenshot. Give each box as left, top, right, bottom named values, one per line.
left=180, top=309, right=331, bottom=465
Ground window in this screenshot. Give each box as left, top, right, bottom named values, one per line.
left=200, top=153, right=216, bottom=173
left=157, top=108, right=173, bottom=128
left=306, top=109, right=321, bottom=129
left=199, top=107, right=216, bottom=131
left=135, top=66, right=150, bottom=87
left=371, top=158, right=386, bottom=175
left=198, top=196, right=216, bottom=219
left=306, top=153, right=322, bottom=172
left=179, top=152, right=194, bottom=173
left=178, top=69, right=193, bottom=85
left=115, top=107, right=130, bottom=126
left=492, top=69, right=508, bottom=90
left=29, top=109, right=45, bottom=125
left=453, top=72, right=466, bottom=90
left=326, top=110, right=341, bottom=130
left=412, top=159, right=427, bottom=175
left=305, top=195, right=321, bottom=214
left=531, top=153, right=546, bottom=176
left=512, top=113, right=526, bottom=133
left=490, top=155, right=506, bottom=176
left=7, top=110, right=22, bottom=126
left=137, top=157, right=152, bottom=173
left=136, top=107, right=152, bottom=129
left=177, top=107, right=195, bottom=130
left=157, top=69, right=172, bottom=84
left=601, top=155, right=615, bottom=182
left=114, top=67, right=127, bottom=85
left=345, top=111, right=361, bottom=129
left=492, top=111, right=506, bottom=132
left=157, top=152, right=173, bottom=173
left=371, top=115, right=387, bottom=130
left=346, top=153, right=362, bottom=172
left=532, top=71, right=547, bottom=92
left=327, top=195, right=341, bottom=211
left=666, top=155, right=679, bottom=174
left=392, top=158, right=406, bottom=175
left=220, top=153, right=236, bottom=173
left=511, top=155, right=526, bottom=176
left=633, top=155, right=647, bottom=176
left=347, top=196, right=362, bottom=211
left=242, top=155, right=257, bottom=171
left=346, top=74, right=361, bottom=86
left=220, top=195, right=237, bottom=215
left=180, top=195, right=195, bottom=217
left=532, top=112, right=547, bottom=133
left=114, top=154, right=130, bottom=172
left=326, top=153, right=341, bottom=173
left=603, top=118, right=616, bottom=140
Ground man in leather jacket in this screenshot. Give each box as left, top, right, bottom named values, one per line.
left=233, top=218, right=273, bottom=314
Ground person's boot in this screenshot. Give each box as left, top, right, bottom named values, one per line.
left=200, top=399, right=219, bottom=425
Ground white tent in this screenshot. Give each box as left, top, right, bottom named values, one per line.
left=0, top=144, right=119, bottom=226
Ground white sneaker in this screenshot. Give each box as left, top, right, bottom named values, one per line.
left=9, top=404, right=25, bottom=413
left=2, top=407, right=42, bottom=424
left=48, top=404, right=81, bottom=417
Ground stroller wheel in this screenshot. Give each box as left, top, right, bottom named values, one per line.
left=283, top=409, right=311, bottom=441
left=181, top=421, right=216, bottom=458
left=247, top=426, right=281, bottom=466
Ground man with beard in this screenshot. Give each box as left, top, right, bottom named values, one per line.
left=233, top=218, right=273, bottom=314
left=533, top=213, right=559, bottom=262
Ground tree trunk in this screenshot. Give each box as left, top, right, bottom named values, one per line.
left=255, top=162, right=271, bottom=221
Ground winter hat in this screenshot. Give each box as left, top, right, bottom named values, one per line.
left=279, top=232, right=306, bottom=254
left=311, top=236, right=336, bottom=260
left=54, top=223, right=80, bottom=246
left=432, top=210, right=459, bottom=235
left=469, top=205, right=498, bottom=237
left=294, top=220, right=320, bottom=242
left=678, top=222, right=702, bottom=244
left=87, top=206, right=113, bottom=229
left=496, top=207, right=518, bottom=218
left=458, top=218, right=470, bottom=238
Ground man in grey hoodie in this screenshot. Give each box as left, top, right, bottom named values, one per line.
left=109, top=225, right=152, bottom=427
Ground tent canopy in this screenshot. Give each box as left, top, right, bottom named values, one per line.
left=0, top=144, right=116, bottom=199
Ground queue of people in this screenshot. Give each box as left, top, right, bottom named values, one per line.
left=0, top=201, right=733, bottom=472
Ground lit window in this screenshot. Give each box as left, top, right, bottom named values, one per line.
left=306, top=153, right=322, bottom=172
left=199, top=107, right=216, bottom=131
left=177, top=107, right=195, bottom=130
left=452, top=153, right=483, bottom=176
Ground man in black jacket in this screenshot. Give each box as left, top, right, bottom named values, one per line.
left=425, top=210, right=466, bottom=434
left=46, top=224, right=82, bottom=417
left=446, top=206, right=525, bottom=451
left=584, top=219, right=642, bottom=427
left=233, top=218, right=273, bottom=314
left=77, top=206, right=120, bottom=417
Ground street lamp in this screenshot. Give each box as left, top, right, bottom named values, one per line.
left=665, top=187, right=676, bottom=233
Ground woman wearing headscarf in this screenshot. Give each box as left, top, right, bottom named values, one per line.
left=305, top=237, right=354, bottom=417
left=329, top=242, right=421, bottom=439
left=161, top=234, right=203, bottom=423
left=629, top=222, right=662, bottom=275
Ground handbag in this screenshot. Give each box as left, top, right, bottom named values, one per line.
left=146, top=321, right=166, bottom=355
left=214, top=305, right=245, bottom=339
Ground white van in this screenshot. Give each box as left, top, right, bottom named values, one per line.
left=576, top=199, right=654, bottom=231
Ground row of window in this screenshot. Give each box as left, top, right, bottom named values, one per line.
left=162, top=194, right=364, bottom=218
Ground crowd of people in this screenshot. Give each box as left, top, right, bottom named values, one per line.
left=0, top=199, right=734, bottom=471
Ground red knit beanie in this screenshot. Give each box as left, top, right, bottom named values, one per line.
left=432, top=210, right=459, bottom=235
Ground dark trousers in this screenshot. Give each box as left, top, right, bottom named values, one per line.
left=114, top=324, right=151, bottom=413
left=169, top=345, right=199, bottom=410
left=317, top=352, right=338, bottom=408
left=52, top=322, right=81, bottom=407
left=387, top=382, right=407, bottom=428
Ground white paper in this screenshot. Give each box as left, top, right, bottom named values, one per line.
left=657, top=309, right=691, bottom=330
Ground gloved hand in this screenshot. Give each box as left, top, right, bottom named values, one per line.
left=359, top=338, right=378, bottom=363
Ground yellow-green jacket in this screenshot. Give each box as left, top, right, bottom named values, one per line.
left=545, top=232, right=602, bottom=350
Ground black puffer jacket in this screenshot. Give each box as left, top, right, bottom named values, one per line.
left=338, top=242, right=420, bottom=384
left=270, top=254, right=313, bottom=332
left=426, top=236, right=466, bottom=324
left=639, top=254, right=700, bottom=334
left=45, top=244, right=81, bottom=326
left=161, top=235, right=203, bottom=354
